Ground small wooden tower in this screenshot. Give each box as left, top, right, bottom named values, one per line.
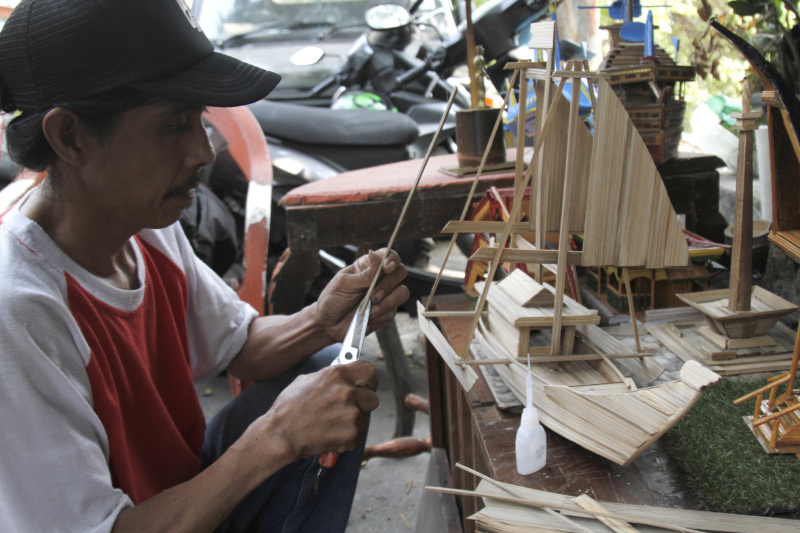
left=600, top=42, right=694, bottom=163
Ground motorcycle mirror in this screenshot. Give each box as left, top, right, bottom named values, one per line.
left=365, top=4, right=412, bottom=31
left=290, top=46, right=325, bottom=66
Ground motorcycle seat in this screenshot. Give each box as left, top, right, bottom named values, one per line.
left=247, top=100, right=419, bottom=147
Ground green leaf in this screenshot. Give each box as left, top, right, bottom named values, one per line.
left=728, top=0, right=764, bottom=16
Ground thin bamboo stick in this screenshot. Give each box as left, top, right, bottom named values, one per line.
left=455, top=463, right=595, bottom=533
left=424, top=69, right=520, bottom=312
left=456, top=73, right=570, bottom=357
left=550, top=61, right=585, bottom=361
left=623, top=267, right=642, bottom=353
left=455, top=352, right=652, bottom=365
left=363, top=87, right=459, bottom=304
left=425, top=486, right=705, bottom=533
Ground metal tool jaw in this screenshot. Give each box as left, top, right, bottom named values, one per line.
left=331, top=295, right=371, bottom=366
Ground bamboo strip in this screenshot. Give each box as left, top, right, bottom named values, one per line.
left=428, top=485, right=705, bottom=533
left=456, top=352, right=653, bottom=365
left=364, top=87, right=459, bottom=302
left=496, top=269, right=555, bottom=307
left=576, top=323, right=665, bottom=384
left=551, top=61, right=587, bottom=359
left=532, top=25, right=556, bottom=284
left=574, top=494, right=641, bottom=533
left=469, top=480, right=798, bottom=533
left=416, top=301, right=478, bottom=391
left=623, top=268, right=643, bottom=353
left=468, top=247, right=583, bottom=265
left=476, top=280, right=600, bottom=327
left=424, top=69, right=520, bottom=312
left=543, top=385, right=652, bottom=447
left=440, top=220, right=529, bottom=234
left=678, top=360, right=721, bottom=391
left=456, top=463, right=596, bottom=533
left=528, top=20, right=556, bottom=50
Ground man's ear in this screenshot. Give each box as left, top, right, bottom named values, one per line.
left=41, top=108, right=86, bottom=167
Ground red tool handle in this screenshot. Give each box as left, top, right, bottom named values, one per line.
left=319, top=451, right=338, bottom=468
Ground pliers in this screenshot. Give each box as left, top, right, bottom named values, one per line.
left=315, top=295, right=371, bottom=492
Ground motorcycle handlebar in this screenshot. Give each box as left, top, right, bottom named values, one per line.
left=394, top=62, right=430, bottom=88
left=309, top=75, right=337, bottom=98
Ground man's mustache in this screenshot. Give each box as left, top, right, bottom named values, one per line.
left=165, top=166, right=209, bottom=198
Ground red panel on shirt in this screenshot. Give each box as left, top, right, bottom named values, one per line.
left=70, top=239, right=206, bottom=504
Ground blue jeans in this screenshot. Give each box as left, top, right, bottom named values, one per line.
left=201, top=346, right=365, bottom=532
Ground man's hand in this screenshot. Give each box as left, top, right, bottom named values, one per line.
left=240, top=361, right=379, bottom=462
left=315, top=249, right=410, bottom=343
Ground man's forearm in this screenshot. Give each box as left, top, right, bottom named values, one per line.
left=112, top=430, right=293, bottom=533
left=227, top=303, right=335, bottom=381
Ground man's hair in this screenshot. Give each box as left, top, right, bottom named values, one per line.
left=5, top=87, right=160, bottom=172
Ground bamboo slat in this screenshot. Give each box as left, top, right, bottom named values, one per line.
left=646, top=321, right=798, bottom=375
left=476, top=280, right=600, bottom=328
left=440, top=220, right=529, bottom=234
left=582, top=78, right=689, bottom=268
left=636, top=384, right=694, bottom=415
left=461, top=479, right=800, bottom=533
left=478, top=330, right=638, bottom=463
left=416, top=301, right=478, bottom=391
left=525, top=90, right=593, bottom=233
left=679, top=360, right=721, bottom=391
left=543, top=385, right=654, bottom=447
left=496, top=268, right=555, bottom=307
left=576, top=323, right=665, bottom=384
left=468, top=247, right=582, bottom=265
left=574, top=494, right=642, bottom=533
left=528, top=20, right=556, bottom=50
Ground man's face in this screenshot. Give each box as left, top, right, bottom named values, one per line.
left=79, top=99, right=215, bottom=232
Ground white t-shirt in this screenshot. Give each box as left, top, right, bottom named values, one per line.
left=0, top=197, right=257, bottom=531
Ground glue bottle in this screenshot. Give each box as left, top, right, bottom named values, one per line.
left=516, top=362, right=546, bottom=475
left=515, top=403, right=547, bottom=474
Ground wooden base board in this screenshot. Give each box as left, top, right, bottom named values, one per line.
left=646, top=319, right=797, bottom=375
left=698, top=325, right=777, bottom=350
left=439, top=160, right=520, bottom=178
left=676, top=287, right=798, bottom=338
left=743, top=415, right=800, bottom=455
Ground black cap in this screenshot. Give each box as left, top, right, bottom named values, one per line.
left=0, top=0, right=281, bottom=112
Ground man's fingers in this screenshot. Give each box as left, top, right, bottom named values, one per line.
left=371, top=285, right=410, bottom=317
left=334, top=360, right=379, bottom=391
left=354, top=386, right=380, bottom=414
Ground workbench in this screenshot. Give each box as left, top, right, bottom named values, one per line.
left=271, top=151, right=518, bottom=313
left=271, top=150, right=726, bottom=308
left=424, top=292, right=701, bottom=532
left=269, top=149, right=727, bottom=441
left=271, top=151, right=517, bottom=438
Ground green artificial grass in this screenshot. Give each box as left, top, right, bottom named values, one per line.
left=663, top=377, right=800, bottom=515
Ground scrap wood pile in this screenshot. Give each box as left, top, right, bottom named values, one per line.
left=425, top=464, right=800, bottom=533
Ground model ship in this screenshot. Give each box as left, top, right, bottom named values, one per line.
left=418, top=21, right=719, bottom=466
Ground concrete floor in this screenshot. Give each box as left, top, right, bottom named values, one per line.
left=195, top=311, right=432, bottom=532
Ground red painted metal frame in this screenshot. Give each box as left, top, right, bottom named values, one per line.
left=202, top=106, right=273, bottom=396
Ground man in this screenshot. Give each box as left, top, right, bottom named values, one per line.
left=0, top=0, right=409, bottom=531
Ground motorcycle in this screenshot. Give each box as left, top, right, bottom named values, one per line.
left=189, top=0, right=550, bottom=306
left=194, top=1, right=465, bottom=292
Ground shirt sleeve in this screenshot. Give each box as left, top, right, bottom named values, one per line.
left=0, top=278, right=132, bottom=532
left=141, top=223, right=259, bottom=382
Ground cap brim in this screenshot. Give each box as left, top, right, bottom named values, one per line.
left=131, top=52, right=281, bottom=107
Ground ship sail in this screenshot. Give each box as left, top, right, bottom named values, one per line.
left=582, top=77, right=689, bottom=268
